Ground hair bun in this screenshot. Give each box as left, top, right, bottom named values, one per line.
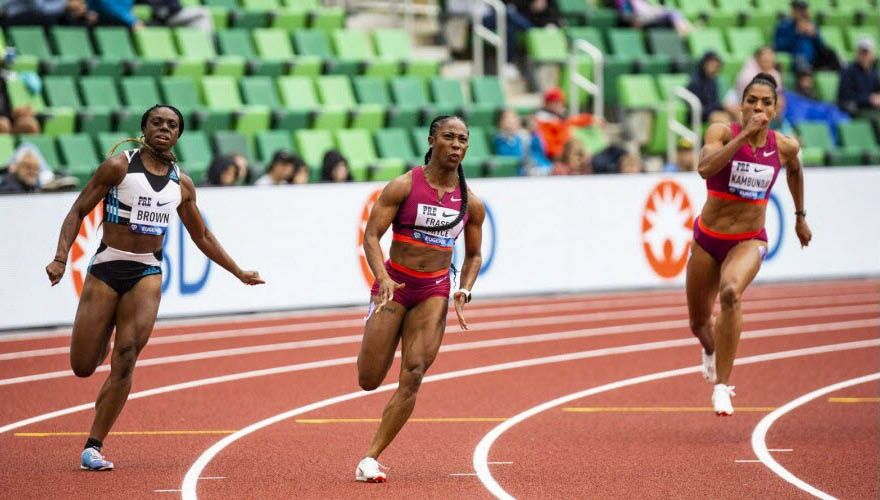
left=752, top=72, right=778, bottom=89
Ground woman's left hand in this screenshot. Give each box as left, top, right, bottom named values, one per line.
left=795, top=218, right=812, bottom=248
left=453, top=292, right=469, bottom=331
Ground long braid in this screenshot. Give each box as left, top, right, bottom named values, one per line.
left=402, top=115, right=469, bottom=232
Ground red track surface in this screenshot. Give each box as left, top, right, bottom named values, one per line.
left=0, top=279, right=877, bottom=499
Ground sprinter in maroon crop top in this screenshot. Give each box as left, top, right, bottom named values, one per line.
left=687, top=73, right=812, bottom=417
left=355, top=115, right=486, bottom=483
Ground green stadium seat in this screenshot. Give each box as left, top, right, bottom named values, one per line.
left=796, top=121, right=857, bottom=166
left=334, top=128, right=403, bottom=181
left=213, top=130, right=254, bottom=163
left=175, top=27, right=243, bottom=77
left=0, top=135, right=14, bottom=166
left=814, top=71, right=839, bottom=103
left=8, top=26, right=79, bottom=76
left=43, top=76, right=97, bottom=135
left=726, top=27, right=766, bottom=60
left=18, top=135, right=60, bottom=168
left=310, top=6, right=346, bottom=32
left=390, top=76, right=435, bottom=125
left=526, top=27, right=568, bottom=63
left=119, top=77, right=162, bottom=133
left=253, top=28, right=321, bottom=76
left=202, top=76, right=270, bottom=134
left=57, top=133, right=100, bottom=184
left=78, top=76, right=120, bottom=134
left=174, top=131, right=213, bottom=181
left=277, top=75, right=345, bottom=129
left=293, top=29, right=356, bottom=75
left=49, top=27, right=95, bottom=75
left=811, top=0, right=854, bottom=29
left=820, top=26, right=849, bottom=60
left=556, top=0, right=590, bottom=25
left=458, top=126, right=493, bottom=177
left=353, top=76, right=417, bottom=129
left=159, top=76, right=226, bottom=131
left=316, top=75, right=385, bottom=130
left=93, top=27, right=156, bottom=77
left=608, top=29, right=671, bottom=75
left=375, top=128, right=419, bottom=167
left=618, top=74, right=662, bottom=109
left=373, top=29, right=438, bottom=77
left=240, top=76, right=298, bottom=130
left=647, top=29, right=693, bottom=73
left=675, top=0, right=736, bottom=27
left=430, top=78, right=495, bottom=127
left=846, top=27, right=879, bottom=54
left=332, top=29, right=398, bottom=78
left=96, top=132, right=131, bottom=161
left=272, top=6, right=308, bottom=30
left=688, top=28, right=731, bottom=60
left=471, top=77, right=506, bottom=109
left=217, top=28, right=283, bottom=76
left=294, top=128, right=335, bottom=171
left=255, top=130, right=295, bottom=162
left=838, top=120, right=880, bottom=165
left=571, top=126, right=608, bottom=155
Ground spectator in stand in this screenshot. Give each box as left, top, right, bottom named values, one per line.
left=773, top=0, right=840, bottom=72
left=734, top=47, right=784, bottom=106
left=663, top=138, right=696, bottom=172
left=320, top=150, right=353, bottom=183
left=0, top=147, right=40, bottom=193
left=837, top=38, right=880, bottom=119
left=783, top=68, right=849, bottom=143
left=291, top=159, right=309, bottom=185
left=494, top=109, right=552, bottom=176
left=204, top=154, right=240, bottom=187
left=687, top=51, right=736, bottom=124
left=87, top=0, right=143, bottom=28
left=144, top=0, right=213, bottom=32
left=509, top=0, right=559, bottom=27
left=254, top=151, right=302, bottom=186
left=615, top=0, right=691, bottom=36
left=0, top=0, right=97, bottom=26
left=794, top=67, right=818, bottom=100
left=618, top=153, right=643, bottom=174
left=552, top=137, right=590, bottom=175
left=533, top=86, right=598, bottom=162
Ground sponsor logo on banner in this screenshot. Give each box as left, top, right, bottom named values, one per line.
left=70, top=202, right=104, bottom=297
left=357, top=189, right=386, bottom=288
left=642, top=180, right=694, bottom=278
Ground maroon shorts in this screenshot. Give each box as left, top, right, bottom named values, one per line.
left=693, top=217, right=768, bottom=263
left=369, top=260, right=451, bottom=309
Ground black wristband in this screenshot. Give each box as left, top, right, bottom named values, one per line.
left=53, top=258, right=67, bottom=265
left=794, top=210, right=806, bottom=218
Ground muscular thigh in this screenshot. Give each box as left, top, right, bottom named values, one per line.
left=400, top=297, right=448, bottom=371
left=359, top=298, right=407, bottom=375
left=70, top=274, right=120, bottom=365
left=720, top=240, right=766, bottom=292
left=686, top=242, right=721, bottom=324
left=113, top=275, right=162, bottom=353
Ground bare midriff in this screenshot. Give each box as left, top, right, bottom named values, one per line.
left=699, top=196, right=767, bottom=235
left=389, top=240, right=453, bottom=274
left=102, top=222, right=165, bottom=254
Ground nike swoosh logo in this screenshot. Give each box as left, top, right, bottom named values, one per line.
left=762, top=150, right=775, bottom=157
left=754, top=167, right=768, bottom=173
left=442, top=212, right=457, bottom=218
left=156, top=201, right=171, bottom=207
left=450, top=197, right=462, bottom=202
left=435, top=277, right=446, bottom=284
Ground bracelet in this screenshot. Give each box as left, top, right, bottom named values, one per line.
left=53, top=258, right=67, bottom=265
left=794, top=210, right=807, bottom=218
left=455, top=289, right=472, bottom=303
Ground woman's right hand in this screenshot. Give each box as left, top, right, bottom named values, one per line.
left=46, top=260, right=65, bottom=286
left=744, top=112, right=769, bottom=137
left=376, top=277, right=405, bottom=313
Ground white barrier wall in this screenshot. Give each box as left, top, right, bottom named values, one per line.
left=1, top=168, right=878, bottom=329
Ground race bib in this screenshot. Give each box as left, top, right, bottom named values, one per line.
left=729, top=161, right=774, bottom=200
left=411, top=203, right=463, bottom=248
left=129, top=196, right=174, bottom=235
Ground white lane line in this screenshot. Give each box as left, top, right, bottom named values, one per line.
left=3, top=291, right=875, bottom=362
left=179, top=338, right=878, bottom=500
left=472, top=340, right=880, bottom=500
left=2, top=317, right=876, bottom=436
left=2, top=303, right=875, bottom=386
left=3, top=283, right=873, bottom=346
left=752, top=372, right=880, bottom=500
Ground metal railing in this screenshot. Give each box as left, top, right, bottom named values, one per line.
left=667, top=87, right=702, bottom=170
left=567, top=39, right=604, bottom=120
left=472, top=0, right=506, bottom=76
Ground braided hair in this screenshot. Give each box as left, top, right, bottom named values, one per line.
left=401, top=115, right=469, bottom=232
left=107, top=104, right=184, bottom=165
left=742, top=72, right=778, bottom=103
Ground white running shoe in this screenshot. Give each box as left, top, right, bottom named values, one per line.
left=355, top=457, right=388, bottom=483
left=712, top=384, right=736, bottom=416
left=701, top=349, right=717, bottom=384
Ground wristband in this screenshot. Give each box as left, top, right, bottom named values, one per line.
left=455, top=289, right=472, bottom=303
left=794, top=210, right=806, bottom=218
left=53, top=258, right=67, bottom=265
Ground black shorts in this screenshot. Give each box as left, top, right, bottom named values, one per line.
left=88, top=243, right=163, bottom=295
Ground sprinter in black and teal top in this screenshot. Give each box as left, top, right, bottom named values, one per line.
left=45, top=105, right=265, bottom=471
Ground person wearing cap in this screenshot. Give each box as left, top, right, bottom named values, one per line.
left=773, top=0, right=840, bottom=72
left=532, top=86, right=598, bottom=161
left=837, top=37, right=880, bottom=118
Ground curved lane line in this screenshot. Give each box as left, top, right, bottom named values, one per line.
left=180, top=339, right=879, bottom=500
left=1, top=318, right=876, bottom=435
left=472, top=341, right=880, bottom=500
left=751, top=372, right=880, bottom=500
